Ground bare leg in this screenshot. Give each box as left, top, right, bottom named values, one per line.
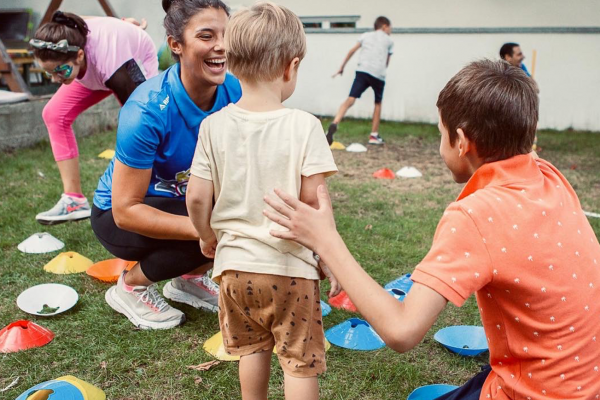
left=332, top=97, right=356, bottom=124
left=371, top=103, right=382, bottom=134
left=239, top=351, right=271, bottom=400
left=57, top=157, right=83, bottom=194
left=284, top=373, right=319, bottom=400
left=125, top=262, right=212, bottom=286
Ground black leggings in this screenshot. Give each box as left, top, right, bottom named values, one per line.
left=90, top=197, right=210, bottom=282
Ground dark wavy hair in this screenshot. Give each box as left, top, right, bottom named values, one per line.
left=162, top=0, right=230, bottom=62
left=32, top=11, right=88, bottom=62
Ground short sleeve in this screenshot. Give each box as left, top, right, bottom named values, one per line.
left=301, top=119, right=338, bottom=178
left=357, top=32, right=367, bottom=45
left=190, top=120, right=213, bottom=181
left=411, top=203, right=493, bottom=307
left=115, top=101, right=162, bottom=169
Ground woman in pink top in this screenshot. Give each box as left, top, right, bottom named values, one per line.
left=30, top=11, right=158, bottom=225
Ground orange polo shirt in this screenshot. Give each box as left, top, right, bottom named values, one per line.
left=412, top=154, right=600, bottom=400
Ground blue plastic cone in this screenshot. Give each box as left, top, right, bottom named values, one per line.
left=325, top=318, right=385, bottom=351
left=433, top=326, right=488, bottom=356
left=384, top=273, right=413, bottom=293
left=321, top=300, right=332, bottom=317
left=407, top=384, right=458, bottom=400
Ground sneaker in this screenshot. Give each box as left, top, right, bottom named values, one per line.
left=163, top=274, right=219, bottom=312
left=326, top=123, right=338, bottom=145
left=36, top=194, right=91, bottom=225
left=105, top=272, right=185, bottom=330
left=368, top=134, right=385, bottom=145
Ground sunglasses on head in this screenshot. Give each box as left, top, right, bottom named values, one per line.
left=44, top=63, right=74, bottom=79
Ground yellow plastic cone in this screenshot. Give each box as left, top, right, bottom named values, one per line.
left=59, top=375, right=106, bottom=400
left=330, top=141, right=346, bottom=150
left=44, top=252, right=93, bottom=274
left=203, top=331, right=240, bottom=361
left=97, top=149, right=115, bottom=159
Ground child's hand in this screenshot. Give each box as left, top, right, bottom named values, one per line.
left=332, top=68, right=344, bottom=78
left=200, top=236, right=217, bottom=258
left=320, top=261, right=342, bottom=297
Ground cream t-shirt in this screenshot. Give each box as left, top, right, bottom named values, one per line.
left=190, top=104, right=338, bottom=282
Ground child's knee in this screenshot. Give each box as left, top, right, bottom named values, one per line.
left=42, top=102, right=66, bottom=130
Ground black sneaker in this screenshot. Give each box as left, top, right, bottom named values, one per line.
left=326, top=123, right=338, bottom=145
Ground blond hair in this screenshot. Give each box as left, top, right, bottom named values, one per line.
left=225, top=2, right=306, bottom=82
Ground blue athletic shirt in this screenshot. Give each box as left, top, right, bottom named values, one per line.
left=93, top=63, right=242, bottom=210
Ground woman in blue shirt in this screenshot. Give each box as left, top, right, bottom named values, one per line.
left=91, top=0, right=241, bottom=330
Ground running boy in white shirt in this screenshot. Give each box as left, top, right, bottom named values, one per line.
left=186, top=3, right=340, bottom=399
left=327, top=16, right=394, bottom=145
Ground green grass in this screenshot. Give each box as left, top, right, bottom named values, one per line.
left=1, top=120, right=599, bottom=399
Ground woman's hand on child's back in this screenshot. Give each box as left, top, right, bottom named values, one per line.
left=200, top=236, right=217, bottom=258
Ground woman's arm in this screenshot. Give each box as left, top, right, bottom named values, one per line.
left=264, top=186, right=447, bottom=352
left=111, top=159, right=199, bottom=240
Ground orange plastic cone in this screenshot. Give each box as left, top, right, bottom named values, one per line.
left=372, top=168, right=395, bottom=179
left=0, top=320, right=54, bottom=353
left=87, top=259, right=136, bottom=282
left=328, top=291, right=357, bottom=312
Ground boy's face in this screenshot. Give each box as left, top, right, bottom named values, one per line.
left=438, top=114, right=474, bottom=184
left=382, top=24, right=392, bottom=35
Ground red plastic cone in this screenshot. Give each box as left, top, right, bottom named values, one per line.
left=372, top=168, right=395, bottom=179
left=328, top=291, right=357, bottom=312
left=0, top=320, right=54, bottom=353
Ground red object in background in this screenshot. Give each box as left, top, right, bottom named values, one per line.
left=372, top=168, right=395, bottom=179
left=0, top=320, right=54, bottom=353
left=328, top=291, right=358, bottom=312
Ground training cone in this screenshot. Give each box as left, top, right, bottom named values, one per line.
left=17, top=283, right=78, bottom=316
left=321, top=300, right=332, bottom=317
left=346, top=143, right=368, bottom=153
left=386, top=288, right=407, bottom=301
left=17, top=375, right=106, bottom=400
left=330, top=141, right=346, bottom=150
left=97, top=149, right=115, bottom=159
left=372, top=168, right=395, bottom=179
left=0, top=320, right=54, bottom=353
left=396, top=166, right=422, bottom=178
left=325, top=318, right=385, bottom=351
left=328, top=290, right=357, bottom=312
left=434, top=326, right=488, bottom=356
left=87, top=258, right=136, bottom=283
left=384, top=273, right=413, bottom=293
left=203, top=331, right=240, bottom=361
left=18, top=233, right=64, bottom=254
left=407, top=384, right=459, bottom=400
left=44, top=252, right=93, bottom=274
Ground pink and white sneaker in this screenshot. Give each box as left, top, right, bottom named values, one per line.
left=163, top=274, right=219, bottom=312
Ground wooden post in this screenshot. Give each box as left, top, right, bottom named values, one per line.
left=41, top=0, right=118, bottom=25
left=98, top=0, right=118, bottom=18
left=0, top=39, right=31, bottom=95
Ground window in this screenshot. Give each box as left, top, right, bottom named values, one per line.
left=300, top=16, right=360, bottom=31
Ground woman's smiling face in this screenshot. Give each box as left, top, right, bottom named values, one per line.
left=174, top=7, right=229, bottom=88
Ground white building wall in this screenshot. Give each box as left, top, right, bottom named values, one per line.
left=3, top=0, right=600, bottom=131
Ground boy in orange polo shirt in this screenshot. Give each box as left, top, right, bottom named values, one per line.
left=263, top=59, right=600, bottom=399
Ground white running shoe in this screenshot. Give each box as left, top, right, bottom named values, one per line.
left=163, top=274, right=219, bottom=312
left=368, top=134, right=385, bottom=145
left=36, top=194, right=91, bottom=225
left=105, top=272, right=185, bottom=330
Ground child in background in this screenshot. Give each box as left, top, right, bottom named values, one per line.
left=186, top=3, right=340, bottom=399
left=326, top=16, right=394, bottom=145
left=263, top=60, right=600, bottom=399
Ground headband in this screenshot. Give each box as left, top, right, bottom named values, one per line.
left=29, top=38, right=80, bottom=53
left=52, top=11, right=81, bottom=30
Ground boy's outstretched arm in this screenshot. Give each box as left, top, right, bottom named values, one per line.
left=186, top=175, right=217, bottom=258
left=264, top=186, right=447, bottom=352
left=332, top=43, right=361, bottom=78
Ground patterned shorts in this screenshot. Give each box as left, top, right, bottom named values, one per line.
left=218, top=270, right=327, bottom=377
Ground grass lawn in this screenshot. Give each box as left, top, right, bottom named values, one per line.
left=1, top=119, right=599, bottom=399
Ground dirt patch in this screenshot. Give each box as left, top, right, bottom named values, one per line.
left=330, top=137, right=459, bottom=196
